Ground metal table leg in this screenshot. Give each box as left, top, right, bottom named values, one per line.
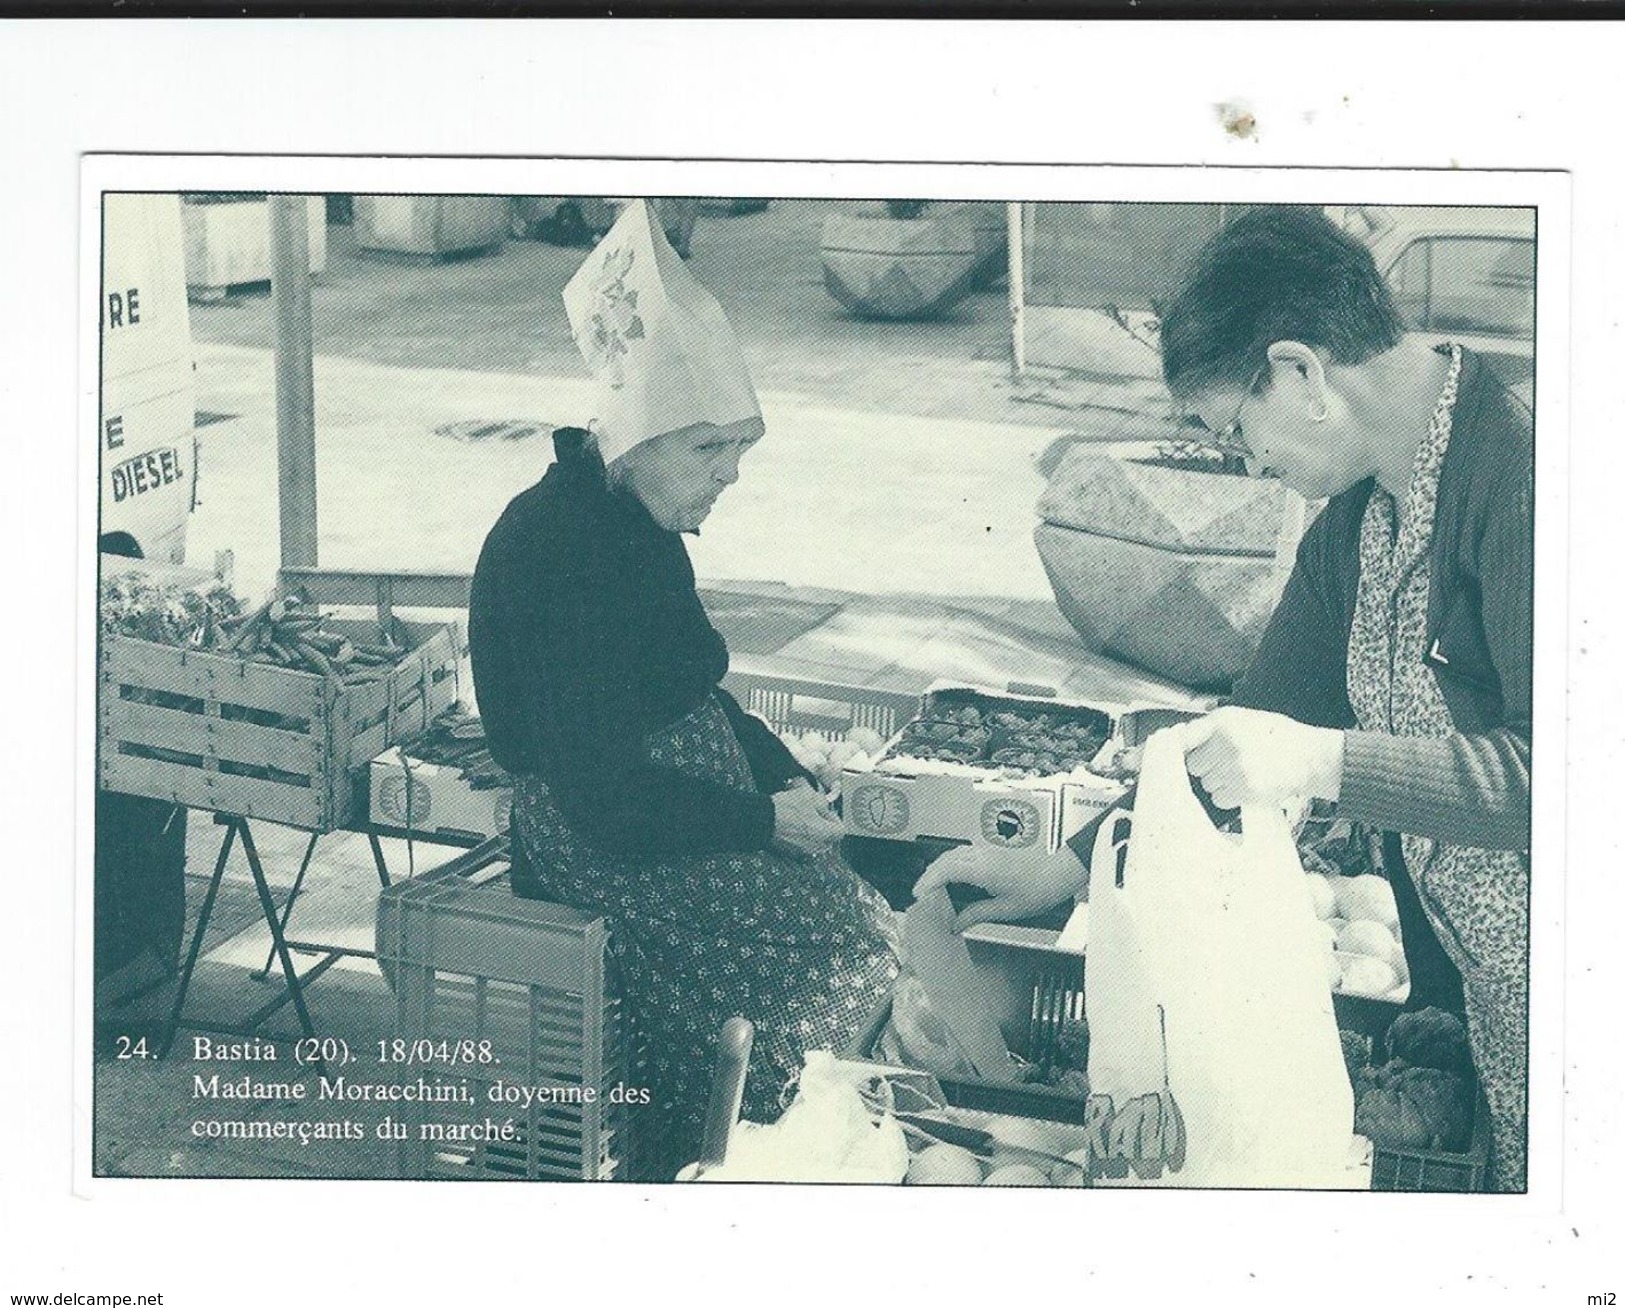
left=157, top=818, right=238, bottom=1059
left=158, top=815, right=325, bottom=1072
left=278, top=828, right=393, bottom=963
left=252, top=830, right=321, bottom=981
left=158, top=816, right=491, bottom=1064
left=236, top=820, right=322, bottom=1052
left=367, top=829, right=391, bottom=888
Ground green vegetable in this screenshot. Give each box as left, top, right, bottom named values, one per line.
left=1394, top=1065, right=1473, bottom=1152
left=1340, top=1029, right=1373, bottom=1082
left=1354, top=1081, right=1433, bottom=1150
left=1354, top=1058, right=1473, bottom=1152
left=1386, top=1008, right=1473, bottom=1079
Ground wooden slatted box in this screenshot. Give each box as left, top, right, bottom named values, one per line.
left=99, top=620, right=461, bottom=831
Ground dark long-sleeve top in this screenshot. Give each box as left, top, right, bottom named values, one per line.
left=1231, top=348, right=1533, bottom=851
left=468, top=428, right=810, bottom=860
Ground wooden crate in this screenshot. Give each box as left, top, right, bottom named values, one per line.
left=99, top=620, right=462, bottom=831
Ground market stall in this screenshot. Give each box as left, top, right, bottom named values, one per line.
left=94, top=553, right=1492, bottom=1187
left=97, top=560, right=467, bottom=1065
left=310, top=633, right=1487, bottom=1188
left=712, top=682, right=1488, bottom=1190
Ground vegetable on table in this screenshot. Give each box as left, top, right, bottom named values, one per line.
left=100, top=572, right=415, bottom=687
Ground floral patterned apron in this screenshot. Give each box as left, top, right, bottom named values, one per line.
left=512, top=694, right=901, bottom=1181
left=1346, top=345, right=1529, bottom=1191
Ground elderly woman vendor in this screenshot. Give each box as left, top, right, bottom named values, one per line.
left=921, top=207, right=1532, bottom=1191
left=470, top=203, right=900, bottom=1181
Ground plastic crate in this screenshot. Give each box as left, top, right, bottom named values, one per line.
left=375, top=864, right=631, bottom=1181
left=100, top=619, right=461, bottom=831
left=1342, top=998, right=1492, bottom=1193
left=846, top=935, right=1089, bottom=1125
left=1368, top=1103, right=1491, bottom=1193
left=1332, top=989, right=1406, bottom=1041
left=855, top=947, right=1490, bottom=1189
left=722, top=669, right=919, bottom=745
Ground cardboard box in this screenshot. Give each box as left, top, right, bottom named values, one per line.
left=368, top=747, right=513, bottom=843
left=1059, top=703, right=1207, bottom=849
left=841, top=683, right=1129, bottom=854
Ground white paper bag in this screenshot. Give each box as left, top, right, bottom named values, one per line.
left=901, top=889, right=1017, bottom=1083
left=562, top=199, right=762, bottom=464
left=1085, top=727, right=1354, bottom=1188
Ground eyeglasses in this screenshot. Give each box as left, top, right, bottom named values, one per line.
left=1187, top=362, right=1268, bottom=459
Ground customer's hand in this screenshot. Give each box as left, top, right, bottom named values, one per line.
left=771, top=779, right=844, bottom=862
left=1181, top=707, right=1344, bottom=811
left=912, top=843, right=1087, bottom=933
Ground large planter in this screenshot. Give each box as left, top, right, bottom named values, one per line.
left=820, top=212, right=982, bottom=320
left=352, top=195, right=509, bottom=257
left=940, top=201, right=1007, bottom=285
left=182, top=196, right=327, bottom=300
left=1034, top=441, right=1306, bottom=690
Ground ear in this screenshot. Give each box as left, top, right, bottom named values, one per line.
left=1265, top=340, right=1331, bottom=408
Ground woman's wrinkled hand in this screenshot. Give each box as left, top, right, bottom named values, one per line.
left=1180, top=706, right=1345, bottom=811
left=771, top=779, right=844, bottom=862
left=911, top=843, right=1087, bottom=933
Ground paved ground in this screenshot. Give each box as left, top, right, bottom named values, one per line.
left=185, top=340, right=1069, bottom=608
left=95, top=821, right=408, bottom=1180
left=192, top=199, right=1175, bottom=435
left=195, top=201, right=1039, bottom=428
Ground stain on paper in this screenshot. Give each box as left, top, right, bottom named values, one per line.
left=1216, top=102, right=1258, bottom=140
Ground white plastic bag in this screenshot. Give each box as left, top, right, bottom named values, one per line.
left=1085, top=727, right=1354, bottom=1188
left=679, top=1052, right=910, bottom=1184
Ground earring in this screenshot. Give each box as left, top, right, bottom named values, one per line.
left=1310, top=400, right=1329, bottom=424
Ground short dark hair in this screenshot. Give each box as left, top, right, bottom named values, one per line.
left=1158, top=206, right=1407, bottom=398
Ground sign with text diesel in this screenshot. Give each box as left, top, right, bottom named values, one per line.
left=100, top=193, right=197, bottom=565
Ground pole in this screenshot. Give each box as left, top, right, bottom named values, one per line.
left=1007, top=201, right=1027, bottom=379
left=271, top=195, right=318, bottom=569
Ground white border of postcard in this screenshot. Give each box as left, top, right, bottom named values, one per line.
left=75, top=151, right=1570, bottom=1251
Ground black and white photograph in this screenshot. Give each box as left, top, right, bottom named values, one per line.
left=86, top=165, right=1545, bottom=1194
left=5, top=19, right=1623, bottom=1308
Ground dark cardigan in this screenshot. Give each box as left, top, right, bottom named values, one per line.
left=468, top=429, right=808, bottom=860
left=1232, top=347, right=1534, bottom=851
